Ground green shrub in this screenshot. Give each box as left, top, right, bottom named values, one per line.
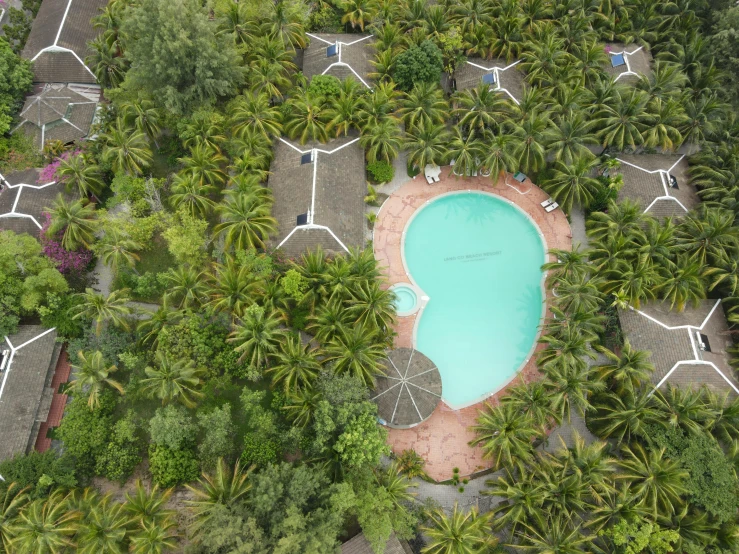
left=308, top=2, right=342, bottom=32
left=392, top=41, right=443, bottom=91
left=197, top=404, right=235, bottom=470
left=407, top=161, right=420, bottom=178
left=280, top=269, right=308, bottom=302
left=367, top=161, right=394, bottom=184
left=95, top=411, right=143, bottom=482
left=364, top=184, right=378, bottom=205
left=149, top=405, right=197, bottom=451
left=56, top=393, right=115, bottom=478
left=240, top=432, right=280, bottom=468
left=148, top=444, right=200, bottom=487
left=306, top=74, right=342, bottom=100
left=0, top=450, right=77, bottom=498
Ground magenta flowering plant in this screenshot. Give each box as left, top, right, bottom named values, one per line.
left=39, top=212, right=93, bottom=274
left=37, top=150, right=82, bottom=184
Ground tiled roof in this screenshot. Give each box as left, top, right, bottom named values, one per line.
left=303, top=33, right=375, bottom=88
left=372, top=348, right=442, bottom=428
left=15, top=84, right=97, bottom=149
left=0, top=326, right=61, bottom=462
left=342, top=533, right=409, bottom=554
left=453, top=58, right=525, bottom=103
left=604, top=43, right=653, bottom=83
left=615, top=154, right=698, bottom=217
left=0, top=170, right=69, bottom=236
left=21, top=0, right=106, bottom=84
left=618, top=300, right=739, bottom=395
left=268, top=134, right=366, bottom=257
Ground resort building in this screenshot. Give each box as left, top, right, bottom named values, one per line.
left=0, top=169, right=66, bottom=236
left=604, top=43, right=653, bottom=82
left=14, top=84, right=98, bottom=150
left=21, top=0, right=106, bottom=87
left=302, top=33, right=375, bottom=88
left=0, top=326, right=67, bottom=463
left=341, top=532, right=411, bottom=554
left=268, top=134, right=366, bottom=258
left=451, top=58, right=525, bottom=104
left=618, top=300, right=739, bottom=396
left=614, top=154, right=699, bottom=217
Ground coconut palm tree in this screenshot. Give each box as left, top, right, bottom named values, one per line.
left=306, top=300, right=351, bottom=345
left=676, top=207, right=739, bottom=266
left=124, top=480, right=175, bottom=528
left=651, top=385, right=717, bottom=435
left=341, top=0, right=376, bottom=31
left=509, top=110, right=552, bottom=174
left=421, top=503, right=495, bottom=554
left=481, top=133, right=518, bottom=183
left=658, top=254, right=706, bottom=312
left=590, top=388, right=662, bottom=443
left=470, top=403, right=540, bottom=471
left=162, top=266, right=209, bottom=309
left=45, top=194, right=98, bottom=251
left=586, top=199, right=650, bottom=242
left=326, top=80, right=363, bottom=137
left=454, top=84, right=511, bottom=134
left=321, top=324, right=387, bottom=387
left=404, top=120, right=452, bottom=171
left=10, top=491, right=78, bottom=553
left=595, top=341, right=654, bottom=394
left=68, top=350, right=124, bottom=409
left=180, top=116, right=226, bottom=154
left=602, top=256, right=660, bottom=309
left=398, top=82, right=449, bottom=130
left=680, top=92, right=724, bottom=146
left=57, top=154, right=104, bottom=199
left=136, top=303, right=178, bottom=349
left=642, top=96, right=686, bottom=150
left=101, top=119, right=153, bottom=176
left=186, top=460, right=252, bottom=536
left=75, top=493, right=128, bottom=554
left=346, top=280, right=396, bottom=333
left=267, top=333, right=321, bottom=392
left=141, top=352, right=205, bottom=408
left=284, top=96, right=329, bottom=144
left=214, top=191, right=277, bottom=251
left=588, top=488, right=653, bottom=533
left=208, top=258, right=262, bottom=318
left=86, top=36, right=127, bottom=89
left=541, top=245, right=589, bottom=284
left=542, top=157, right=600, bottom=213
left=359, top=118, right=403, bottom=163
left=616, top=443, right=688, bottom=517
left=179, top=144, right=227, bottom=188
left=72, top=288, right=132, bottom=335
left=515, top=513, right=595, bottom=553
left=447, top=128, right=485, bottom=178
left=96, top=228, right=142, bottom=273
left=217, top=0, right=257, bottom=44
left=230, top=92, right=283, bottom=141
left=169, top=173, right=216, bottom=217
left=248, top=57, right=293, bottom=101
left=485, top=470, right=544, bottom=533
left=263, top=0, right=307, bottom=48
left=503, top=380, right=560, bottom=430
left=228, top=309, right=285, bottom=370
left=546, top=114, right=598, bottom=165
left=596, top=89, right=649, bottom=150
left=120, top=99, right=162, bottom=146
left=550, top=272, right=603, bottom=314
left=543, top=360, right=603, bottom=422
left=0, top=483, right=29, bottom=552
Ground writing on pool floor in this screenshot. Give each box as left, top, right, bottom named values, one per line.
left=444, top=251, right=502, bottom=262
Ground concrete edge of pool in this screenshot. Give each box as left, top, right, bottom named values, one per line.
left=394, top=189, right=550, bottom=411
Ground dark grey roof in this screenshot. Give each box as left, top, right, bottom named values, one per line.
left=268, top=134, right=366, bottom=257
left=303, top=33, right=375, bottom=87
left=657, top=365, right=738, bottom=398
left=0, top=176, right=68, bottom=235
left=22, top=0, right=106, bottom=84
left=0, top=326, right=60, bottom=462
left=342, top=533, right=409, bottom=554
left=453, top=58, right=525, bottom=102
left=615, top=154, right=698, bottom=217
left=16, top=84, right=97, bottom=149
left=618, top=300, right=739, bottom=394
left=604, top=43, right=652, bottom=82
left=372, top=348, right=442, bottom=428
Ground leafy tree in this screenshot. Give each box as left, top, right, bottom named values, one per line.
left=392, top=40, right=444, bottom=91
left=57, top=393, right=115, bottom=478
left=0, top=451, right=76, bottom=499
left=162, top=210, right=209, bottom=266
left=149, top=405, right=197, bottom=451
left=600, top=518, right=680, bottom=554
left=94, top=411, right=143, bottom=483
left=0, top=37, right=33, bottom=135
left=148, top=445, right=200, bottom=488
left=197, top=404, right=236, bottom=470
left=121, top=0, right=245, bottom=114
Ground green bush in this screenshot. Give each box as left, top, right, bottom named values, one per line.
left=95, top=412, right=143, bottom=482
left=240, top=432, right=280, bottom=468
left=0, top=450, right=77, bottom=498
left=367, top=161, right=394, bottom=184
left=306, top=74, right=342, bottom=100
left=149, top=405, right=197, bottom=451
left=392, top=41, right=444, bottom=91
left=197, top=404, right=235, bottom=470
left=148, top=444, right=200, bottom=487
left=308, top=2, right=342, bottom=32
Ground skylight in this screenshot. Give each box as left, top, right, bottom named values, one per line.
left=610, top=53, right=626, bottom=67
left=300, top=152, right=313, bottom=165
left=482, top=73, right=496, bottom=85
left=327, top=44, right=338, bottom=57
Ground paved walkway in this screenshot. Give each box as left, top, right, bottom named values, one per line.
left=373, top=169, right=572, bottom=481
left=570, top=207, right=589, bottom=250
left=34, top=348, right=72, bottom=452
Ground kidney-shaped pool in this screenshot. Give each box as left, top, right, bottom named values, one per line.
left=402, top=192, right=545, bottom=408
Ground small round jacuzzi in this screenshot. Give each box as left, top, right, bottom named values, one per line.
left=391, top=283, right=420, bottom=316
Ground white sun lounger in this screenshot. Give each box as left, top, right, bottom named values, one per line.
left=541, top=198, right=553, bottom=208
left=545, top=202, right=559, bottom=212
left=426, top=175, right=434, bottom=185
left=432, top=174, right=440, bottom=183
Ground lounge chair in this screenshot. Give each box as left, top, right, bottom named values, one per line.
left=545, top=202, right=559, bottom=213
left=426, top=175, right=434, bottom=185
left=540, top=198, right=553, bottom=208
left=432, top=174, right=440, bottom=183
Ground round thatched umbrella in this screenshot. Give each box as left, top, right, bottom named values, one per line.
left=371, top=347, right=442, bottom=429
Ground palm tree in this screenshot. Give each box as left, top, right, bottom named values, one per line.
left=68, top=350, right=124, bottom=409
left=180, top=117, right=226, bottom=154
left=541, top=246, right=589, bottom=284
left=45, top=194, right=98, bottom=251
left=676, top=207, right=739, bottom=266
left=75, top=493, right=128, bottom=554
left=136, top=303, right=178, bottom=349
left=596, top=89, right=649, bottom=150
left=549, top=273, right=603, bottom=314
left=284, top=96, right=329, bottom=144
left=120, top=99, right=162, bottom=146
left=86, top=36, right=127, bottom=89
left=141, top=352, right=205, bottom=408
left=595, top=341, right=654, bottom=393
left=588, top=488, right=653, bottom=533
left=208, top=259, right=262, bottom=318
left=228, top=309, right=285, bottom=370
left=546, top=114, right=598, bottom=165
left=398, top=82, right=449, bottom=130
left=162, top=266, right=208, bottom=309
left=509, top=110, right=552, bottom=174
left=0, top=483, right=29, bottom=552
left=124, top=480, right=175, bottom=528
left=602, top=256, right=660, bottom=309
left=470, top=403, right=540, bottom=471
left=230, top=92, right=283, bottom=142
left=96, top=228, right=142, bottom=273
left=590, top=388, right=662, bottom=443
left=680, top=92, right=723, bottom=146
left=586, top=199, right=649, bottom=242
left=515, top=514, right=595, bottom=553
left=267, top=333, right=321, bottom=392
left=10, top=491, right=78, bottom=553
left=616, top=443, right=688, bottom=517
left=71, top=288, right=132, bottom=335
left=359, top=118, right=403, bottom=163
left=341, top=0, right=376, bottom=31
left=481, top=133, right=517, bottom=183
left=447, top=128, right=485, bottom=177
left=485, top=470, right=544, bottom=533
left=651, top=385, right=717, bottom=435
left=214, top=191, right=277, bottom=251
left=186, top=459, right=252, bottom=536
left=322, top=324, right=387, bottom=387
left=179, top=144, right=227, bottom=188
left=454, top=83, right=511, bottom=135
left=659, top=254, right=706, bottom=312
left=404, top=120, right=451, bottom=170
left=705, top=257, right=739, bottom=296
left=503, top=380, right=560, bottom=430
left=169, top=173, right=216, bottom=217
left=101, top=119, right=153, bottom=176
left=306, top=300, right=351, bottom=345
left=421, top=503, right=496, bottom=554
left=642, top=97, right=686, bottom=150
left=326, top=80, right=363, bottom=137
left=347, top=280, right=396, bottom=333
left=542, top=157, right=600, bottom=213
left=543, top=360, right=603, bottom=422
left=57, top=154, right=104, bottom=199
left=128, top=518, right=178, bottom=554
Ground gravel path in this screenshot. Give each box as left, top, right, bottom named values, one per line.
left=569, top=207, right=589, bottom=250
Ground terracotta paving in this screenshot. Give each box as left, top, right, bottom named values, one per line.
left=374, top=169, right=572, bottom=481
left=35, top=348, right=71, bottom=453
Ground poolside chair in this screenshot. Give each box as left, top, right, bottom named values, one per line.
left=545, top=202, right=559, bottom=212
left=540, top=198, right=553, bottom=208
left=432, top=174, right=440, bottom=183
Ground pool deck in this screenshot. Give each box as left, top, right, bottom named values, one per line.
left=373, top=169, right=572, bottom=482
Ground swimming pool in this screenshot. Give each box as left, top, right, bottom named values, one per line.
left=402, top=192, right=545, bottom=408
left=390, top=283, right=420, bottom=316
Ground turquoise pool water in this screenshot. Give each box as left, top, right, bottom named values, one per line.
left=392, top=284, right=418, bottom=313
left=403, top=192, right=545, bottom=408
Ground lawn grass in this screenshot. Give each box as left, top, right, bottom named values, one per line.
left=136, top=234, right=177, bottom=276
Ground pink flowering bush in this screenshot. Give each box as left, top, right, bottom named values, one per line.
left=37, top=150, right=81, bottom=184
left=39, top=213, right=93, bottom=275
